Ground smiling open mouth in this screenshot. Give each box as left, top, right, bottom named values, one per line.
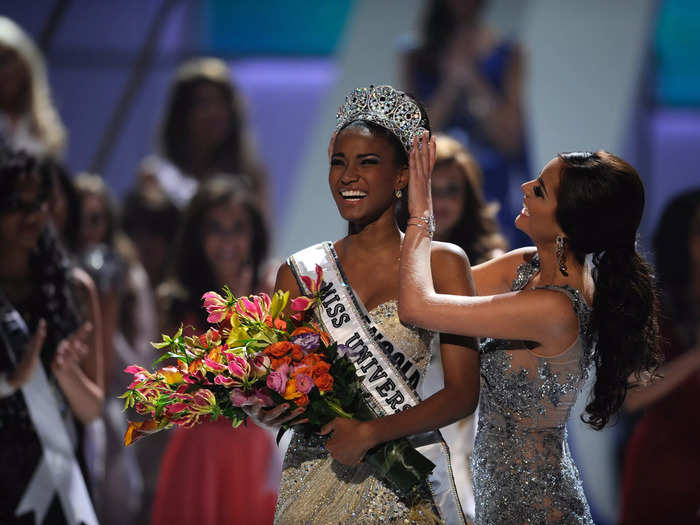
left=340, top=190, right=367, bottom=201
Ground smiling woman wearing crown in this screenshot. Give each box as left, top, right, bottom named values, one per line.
left=245, top=85, right=480, bottom=524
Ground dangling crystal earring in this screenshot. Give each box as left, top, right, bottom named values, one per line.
left=556, top=235, right=568, bottom=276
left=395, top=189, right=402, bottom=199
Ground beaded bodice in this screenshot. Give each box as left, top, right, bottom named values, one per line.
left=472, top=253, right=595, bottom=524
left=275, top=300, right=439, bottom=524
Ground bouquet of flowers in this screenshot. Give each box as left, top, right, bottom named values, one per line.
left=120, top=266, right=434, bottom=494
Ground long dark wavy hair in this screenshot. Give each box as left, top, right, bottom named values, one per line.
left=161, top=175, right=268, bottom=327
left=556, top=150, right=661, bottom=430
left=159, top=57, right=262, bottom=191
left=429, top=134, right=507, bottom=263
left=0, top=147, right=80, bottom=366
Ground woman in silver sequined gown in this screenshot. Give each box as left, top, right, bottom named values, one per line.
left=393, top=145, right=661, bottom=524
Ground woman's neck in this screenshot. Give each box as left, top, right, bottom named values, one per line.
left=534, top=242, right=584, bottom=287
left=345, top=209, right=402, bottom=256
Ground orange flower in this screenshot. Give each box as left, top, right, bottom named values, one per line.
left=283, top=378, right=303, bottom=401
left=295, top=394, right=310, bottom=407
left=302, top=353, right=323, bottom=368
left=124, top=419, right=164, bottom=446
left=265, top=341, right=293, bottom=358
left=291, top=326, right=316, bottom=337
left=290, top=364, right=310, bottom=378
left=315, top=373, right=334, bottom=392
left=312, top=361, right=331, bottom=379
left=290, top=344, right=305, bottom=362
left=270, top=355, right=292, bottom=369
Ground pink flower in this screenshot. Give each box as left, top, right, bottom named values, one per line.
left=204, top=357, right=226, bottom=373
left=250, top=354, right=270, bottom=378
left=235, top=294, right=272, bottom=323
left=301, top=265, right=324, bottom=295
left=290, top=296, right=316, bottom=313
left=295, top=373, right=314, bottom=394
left=190, top=390, right=217, bottom=414
left=226, top=355, right=250, bottom=382
left=214, top=374, right=235, bottom=387
left=266, top=364, right=289, bottom=394
left=201, top=291, right=231, bottom=323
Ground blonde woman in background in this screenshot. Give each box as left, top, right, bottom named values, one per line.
left=0, top=16, right=66, bottom=159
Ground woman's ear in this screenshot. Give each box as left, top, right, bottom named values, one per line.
left=395, top=166, right=409, bottom=191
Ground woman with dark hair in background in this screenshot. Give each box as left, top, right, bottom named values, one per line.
left=344, top=145, right=662, bottom=523
left=0, top=17, right=66, bottom=159
left=74, top=173, right=159, bottom=525
left=402, top=0, right=529, bottom=246
left=40, top=157, right=81, bottom=255
left=619, top=188, right=700, bottom=524
left=139, top=57, right=266, bottom=209
left=0, top=147, right=103, bottom=524
left=122, top=175, right=181, bottom=290
left=427, top=133, right=507, bottom=263
left=151, top=175, right=278, bottom=525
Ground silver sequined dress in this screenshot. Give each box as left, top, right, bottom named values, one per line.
left=274, top=300, right=441, bottom=525
left=472, top=255, right=594, bottom=524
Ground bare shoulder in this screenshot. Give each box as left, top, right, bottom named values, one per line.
left=472, top=246, right=537, bottom=295
left=429, top=241, right=473, bottom=295
left=274, top=260, right=302, bottom=296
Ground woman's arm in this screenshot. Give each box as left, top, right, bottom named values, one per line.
left=322, top=244, right=480, bottom=465
left=398, top=133, right=575, bottom=348
left=52, top=269, right=104, bottom=423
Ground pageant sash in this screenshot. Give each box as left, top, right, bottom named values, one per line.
left=0, top=295, right=98, bottom=525
left=288, top=242, right=466, bottom=525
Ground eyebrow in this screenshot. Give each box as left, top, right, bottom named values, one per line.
left=330, top=152, right=380, bottom=159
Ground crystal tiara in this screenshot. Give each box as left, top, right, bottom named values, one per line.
left=335, top=85, right=428, bottom=154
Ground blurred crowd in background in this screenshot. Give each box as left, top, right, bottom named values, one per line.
left=0, top=1, right=698, bottom=524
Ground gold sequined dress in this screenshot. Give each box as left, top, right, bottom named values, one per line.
left=274, top=300, right=441, bottom=525
left=472, top=255, right=594, bottom=524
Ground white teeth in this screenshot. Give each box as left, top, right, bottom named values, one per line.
left=521, top=205, right=530, bottom=217
left=340, top=190, right=367, bottom=199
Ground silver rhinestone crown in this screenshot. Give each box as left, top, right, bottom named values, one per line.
left=335, top=85, right=428, bottom=154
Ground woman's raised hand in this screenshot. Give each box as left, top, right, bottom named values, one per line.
left=407, top=131, right=436, bottom=218
left=51, top=322, right=92, bottom=375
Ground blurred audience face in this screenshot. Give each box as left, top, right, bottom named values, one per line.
left=188, top=81, right=231, bottom=151
left=79, top=193, right=109, bottom=248
left=201, top=201, right=252, bottom=285
left=432, top=161, right=466, bottom=238
left=0, top=171, right=48, bottom=251
left=0, top=44, right=30, bottom=114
